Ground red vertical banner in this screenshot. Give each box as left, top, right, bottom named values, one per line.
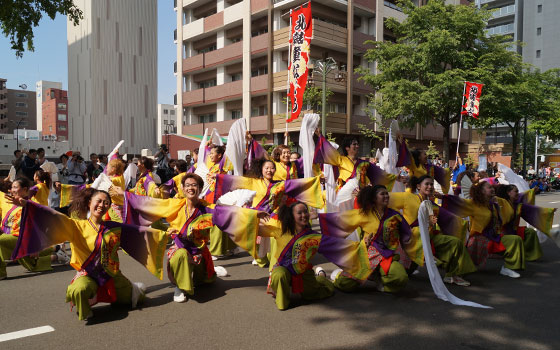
left=461, top=81, right=484, bottom=119
left=287, top=4, right=312, bottom=123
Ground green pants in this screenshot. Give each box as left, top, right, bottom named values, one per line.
left=169, top=248, right=215, bottom=295
left=334, top=261, right=408, bottom=293
left=522, top=228, right=543, bottom=262
left=209, top=226, right=236, bottom=257
left=65, top=272, right=133, bottom=320
left=0, top=234, right=53, bottom=279
left=269, top=267, right=334, bottom=310
left=501, top=234, right=525, bottom=270
left=432, top=234, right=477, bottom=278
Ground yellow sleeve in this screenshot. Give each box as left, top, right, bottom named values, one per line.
left=496, top=197, right=514, bottom=223
left=388, top=192, right=410, bottom=211
left=31, top=182, right=50, bottom=206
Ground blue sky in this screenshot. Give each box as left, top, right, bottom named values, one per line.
left=0, top=0, right=176, bottom=105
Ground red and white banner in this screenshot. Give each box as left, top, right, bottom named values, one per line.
left=461, top=81, right=484, bottom=119
left=287, top=4, right=312, bottom=122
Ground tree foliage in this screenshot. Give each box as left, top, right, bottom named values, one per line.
left=0, top=0, right=82, bottom=57
left=357, top=0, right=519, bottom=162
left=529, top=69, right=560, bottom=141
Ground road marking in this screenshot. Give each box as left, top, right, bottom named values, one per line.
left=0, top=326, right=54, bottom=343
left=549, top=201, right=560, bottom=204
left=553, top=224, right=559, bottom=229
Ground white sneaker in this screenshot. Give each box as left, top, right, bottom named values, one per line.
left=214, top=265, right=228, bottom=277
left=443, top=276, right=454, bottom=284
left=330, top=268, right=342, bottom=281
left=314, top=266, right=326, bottom=277
left=444, top=276, right=471, bottom=286
left=211, top=255, right=218, bottom=261
left=251, top=259, right=258, bottom=266
left=131, top=282, right=146, bottom=308
left=56, top=250, right=71, bottom=265
left=173, top=287, right=187, bottom=303
left=499, top=266, right=521, bottom=278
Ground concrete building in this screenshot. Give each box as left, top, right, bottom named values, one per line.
left=35, top=80, right=63, bottom=132
left=42, top=88, right=69, bottom=141
left=0, top=78, right=7, bottom=132
left=157, top=103, right=177, bottom=145
left=173, top=0, right=470, bottom=157
left=521, top=0, right=560, bottom=72
left=67, top=0, right=158, bottom=155
left=6, top=88, right=36, bottom=133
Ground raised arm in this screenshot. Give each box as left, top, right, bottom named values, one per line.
left=123, top=192, right=185, bottom=226
left=441, top=194, right=475, bottom=218
left=313, top=134, right=343, bottom=167
left=213, top=174, right=261, bottom=203
left=319, top=209, right=368, bottom=239
left=284, top=176, right=325, bottom=209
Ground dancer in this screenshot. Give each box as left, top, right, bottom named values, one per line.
left=8, top=188, right=167, bottom=320
left=0, top=178, right=54, bottom=280
left=389, top=175, right=476, bottom=286
left=396, top=135, right=452, bottom=194
left=30, top=169, right=51, bottom=205
left=496, top=184, right=555, bottom=261
left=211, top=158, right=325, bottom=267
left=314, top=133, right=399, bottom=192
left=319, top=185, right=412, bottom=293
left=267, top=201, right=370, bottom=310
left=121, top=173, right=267, bottom=303
left=441, top=181, right=525, bottom=278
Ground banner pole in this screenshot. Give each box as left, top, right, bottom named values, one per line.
left=455, top=81, right=467, bottom=166
left=285, top=10, right=292, bottom=146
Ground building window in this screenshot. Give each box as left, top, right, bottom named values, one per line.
left=15, top=102, right=27, bottom=108
left=49, top=126, right=53, bottom=131
left=58, top=103, right=67, bottom=110
left=199, top=44, right=217, bottom=54
left=104, top=79, right=108, bottom=115
left=50, top=91, right=55, bottom=98
left=58, top=125, right=67, bottom=131
left=116, top=22, right=119, bottom=51
left=118, top=52, right=122, bottom=82
left=537, top=27, right=541, bottom=36
left=198, top=79, right=217, bottom=89
left=536, top=50, right=541, bottom=58
left=231, top=37, right=241, bottom=43
left=231, top=73, right=242, bottom=82
left=537, top=4, right=542, bottom=13
left=164, top=109, right=169, bottom=114
left=198, top=113, right=216, bottom=123
left=231, top=110, right=241, bottom=119
left=170, top=110, right=175, bottom=115
left=139, top=27, right=143, bottom=56
left=15, top=92, right=28, bottom=98
left=15, top=111, right=28, bottom=117
left=58, top=114, right=67, bottom=121
left=58, top=136, right=66, bottom=141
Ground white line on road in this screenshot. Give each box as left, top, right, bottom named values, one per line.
left=553, top=224, right=559, bottom=228
left=549, top=201, right=560, bottom=204
left=0, top=326, right=54, bottom=343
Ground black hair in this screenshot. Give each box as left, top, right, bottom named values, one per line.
left=34, top=169, right=52, bottom=188
left=411, top=149, right=422, bottom=167
left=341, top=137, right=359, bottom=156
left=59, top=153, right=69, bottom=161
left=278, top=201, right=309, bottom=236
left=181, top=173, right=204, bottom=189
left=70, top=188, right=112, bottom=220
left=211, top=145, right=226, bottom=156
left=496, top=184, right=517, bottom=201
left=13, top=150, right=21, bottom=156
left=175, top=159, right=189, bottom=173
left=140, top=157, right=154, bottom=171
left=247, top=158, right=275, bottom=179
left=13, top=177, right=32, bottom=190
left=28, top=149, right=37, bottom=154
left=409, top=175, right=433, bottom=191
left=37, top=148, right=45, bottom=154
left=357, top=185, right=387, bottom=215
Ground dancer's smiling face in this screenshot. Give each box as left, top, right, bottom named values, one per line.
left=262, top=161, right=276, bottom=181
left=182, top=177, right=201, bottom=200
left=89, top=192, right=111, bottom=219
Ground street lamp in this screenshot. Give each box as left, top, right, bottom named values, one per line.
left=312, top=57, right=346, bottom=134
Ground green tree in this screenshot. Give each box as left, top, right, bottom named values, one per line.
left=302, top=86, right=333, bottom=111
left=530, top=69, right=560, bottom=141
left=357, top=0, right=518, bottom=162
left=425, top=141, right=440, bottom=159
left=1, top=0, right=82, bottom=57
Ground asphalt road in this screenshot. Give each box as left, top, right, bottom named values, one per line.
left=2, top=192, right=560, bottom=350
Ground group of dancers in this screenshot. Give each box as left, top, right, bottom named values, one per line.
left=0, top=115, right=557, bottom=321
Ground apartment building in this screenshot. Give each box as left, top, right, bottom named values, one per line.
left=173, top=0, right=470, bottom=156
left=521, top=0, right=560, bottom=72
left=42, top=88, right=69, bottom=141
left=6, top=88, right=36, bottom=133
left=67, top=0, right=158, bottom=155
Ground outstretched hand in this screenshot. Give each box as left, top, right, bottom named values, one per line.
left=5, top=194, right=27, bottom=207
left=257, top=211, right=270, bottom=222
left=109, top=186, right=125, bottom=197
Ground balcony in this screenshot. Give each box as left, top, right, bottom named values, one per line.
left=251, top=33, right=269, bottom=55
left=273, top=70, right=346, bottom=92
left=355, top=0, right=376, bottom=12
left=353, top=31, right=375, bottom=52
left=273, top=19, right=348, bottom=50
left=204, top=11, right=224, bottom=32
left=272, top=111, right=347, bottom=133
left=250, top=74, right=268, bottom=94
left=353, top=73, right=373, bottom=94
left=251, top=0, right=268, bottom=14
left=205, top=80, right=243, bottom=103
left=183, top=89, right=204, bottom=106
left=205, top=41, right=242, bottom=68
left=183, top=53, right=204, bottom=73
